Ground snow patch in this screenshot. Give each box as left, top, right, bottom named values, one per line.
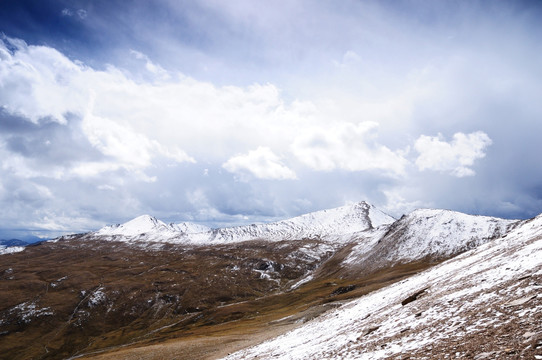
left=0, top=245, right=25, bottom=255
left=8, top=301, right=54, bottom=323
left=88, top=287, right=107, bottom=307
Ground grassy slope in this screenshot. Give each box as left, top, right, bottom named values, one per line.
left=78, top=262, right=433, bottom=359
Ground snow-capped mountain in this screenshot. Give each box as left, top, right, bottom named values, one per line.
left=87, top=203, right=518, bottom=268
left=90, top=201, right=396, bottom=245
left=95, top=215, right=211, bottom=239
left=96, top=215, right=176, bottom=236
left=343, top=208, right=519, bottom=271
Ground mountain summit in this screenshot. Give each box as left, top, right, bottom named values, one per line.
left=96, top=215, right=173, bottom=236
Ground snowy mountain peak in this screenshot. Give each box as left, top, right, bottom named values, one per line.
left=96, top=214, right=174, bottom=237
left=278, top=201, right=394, bottom=230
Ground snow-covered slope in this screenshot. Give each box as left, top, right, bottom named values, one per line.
left=224, top=214, right=542, bottom=360
left=90, top=202, right=396, bottom=245
left=0, top=245, right=25, bottom=256
left=344, top=209, right=518, bottom=270
left=171, top=222, right=211, bottom=234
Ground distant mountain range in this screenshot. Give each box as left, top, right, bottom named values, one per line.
left=81, top=201, right=517, bottom=266
left=0, top=239, right=28, bottom=247
left=90, top=201, right=395, bottom=244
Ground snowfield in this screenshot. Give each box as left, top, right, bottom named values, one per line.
left=222, top=215, right=542, bottom=359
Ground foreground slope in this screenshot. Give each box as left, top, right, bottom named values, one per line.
left=224, top=215, right=542, bottom=359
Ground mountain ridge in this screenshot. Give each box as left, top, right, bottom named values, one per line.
left=89, top=201, right=396, bottom=245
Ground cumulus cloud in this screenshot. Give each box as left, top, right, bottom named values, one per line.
left=80, top=103, right=195, bottom=176
left=0, top=38, right=196, bottom=177
left=2, top=35, right=410, bottom=184
left=0, top=38, right=86, bottom=124
left=223, top=147, right=297, bottom=180
left=291, top=121, right=408, bottom=176
left=415, top=131, right=492, bottom=177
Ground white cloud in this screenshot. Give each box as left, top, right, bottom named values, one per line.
left=291, top=121, right=408, bottom=176
left=130, top=50, right=170, bottom=80
left=1, top=37, right=410, bottom=183
left=223, top=147, right=297, bottom=180
left=382, top=188, right=430, bottom=218
left=61, top=8, right=87, bottom=19
left=414, top=131, right=492, bottom=177
left=0, top=38, right=86, bottom=124
left=77, top=9, right=88, bottom=19
left=0, top=38, right=196, bottom=180
left=81, top=101, right=195, bottom=175
left=0, top=37, right=325, bottom=182
left=0, top=37, right=310, bottom=163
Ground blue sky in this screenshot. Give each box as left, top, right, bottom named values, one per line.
left=1, top=0, right=542, bottom=240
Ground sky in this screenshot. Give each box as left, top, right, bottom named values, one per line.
left=1, top=0, right=542, bottom=240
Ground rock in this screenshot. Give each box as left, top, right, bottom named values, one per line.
left=331, top=285, right=356, bottom=296
left=363, top=326, right=379, bottom=336
left=401, top=288, right=428, bottom=306
left=504, top=294, right=536, bottom=307
left=474, top=351, right=496, bottom=359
